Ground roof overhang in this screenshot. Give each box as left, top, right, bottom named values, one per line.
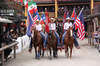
left=0, top=17, right=13, bottom=23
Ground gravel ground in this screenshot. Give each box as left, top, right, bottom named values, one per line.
left=6, top=38, right=100, bottom=66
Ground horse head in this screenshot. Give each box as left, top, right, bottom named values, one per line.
left=47, top=31, right=57, bottom=46
left=48, top=31, right=56, bottom=41
left=66, top=27, right=73, bottom=38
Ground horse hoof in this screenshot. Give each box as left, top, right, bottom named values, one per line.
left=54, top=56, right=58, bottom=58
left=53, top=54, right=58, bottom=58
left=28, top=49, right=32, bottom=53
left=35, top=56, right=40, bottom=60
left=98, top=50, right=100, bottom=53
left=41, top=55, right=44, bottom=58
left=49, top=57, right=52, bottom=60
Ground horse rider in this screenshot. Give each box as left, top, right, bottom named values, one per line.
left=62, top=17, right=80, bottom=49
left=34, top=20, right=46, bottom=48
left=48, top=17, right=61, bottom=47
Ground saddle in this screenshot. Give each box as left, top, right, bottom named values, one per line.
left=48, top=31, right=55, bottom=38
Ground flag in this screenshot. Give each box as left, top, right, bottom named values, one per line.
left=71, top=8, right=77, bottom=30
left=28, top=0, right=37, bottom=14
left=28, top=0, right=39, bottom=24
left=32, top=11, right=40, bottom=24
left=63, top=11, right=67, bottom=23
left=40, top=13, right=46, bottom=24
left=71, top=8, right=77, bottom=20
left=26, top=11, right=33, bottom=37
left=41, top=13, right=46, bottom=21
left=75, top=9, right=85, bottom=40
left=66, top=11, right=70, bottom=18
left=20, top=0, right=23, bottom=3
left=24, top=0, right=28, bottom=8
left=45, top=10, right=50, bottom=33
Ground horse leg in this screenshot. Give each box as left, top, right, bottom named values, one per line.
left=65, top=45, right=69, bottom=58
left=41, top=45, right=45, bottom=57
left=49, top=48, right=52, bottom=60
left=37, top=46, right=41, bottom=59
left=55, top=44, right=58, bottom=58
left=35, top=47, right=38, bottom=59
left=41, top=49, right=45, bottom=57
left=70, top=47, right=72, bottom=59
left=53, top=48, right=55, bottom=58
left=70, top=44, right=73, bottom=59
left=53, top=46, right=58, bottom=58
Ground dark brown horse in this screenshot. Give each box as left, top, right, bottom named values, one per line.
left=47, top=31, right=57, bottom=59
left=64, top=27, right=74, bottom=59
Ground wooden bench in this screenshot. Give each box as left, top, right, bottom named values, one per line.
left=0, top=41, right=18, bottom=66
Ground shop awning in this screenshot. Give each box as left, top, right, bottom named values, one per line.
left=0, top=17, right=12, bottom=23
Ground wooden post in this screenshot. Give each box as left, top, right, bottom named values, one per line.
left=55, top=0, right=58, bottom=18
left=1, top=44, right=4, bottom=66
left=91, top=0, right=94, bottom=14
left=14, top=45, right=16, bottom=58
left=1, top=51, right=4, bottom=66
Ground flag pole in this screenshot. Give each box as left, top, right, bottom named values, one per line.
left=78, top=7, right=84, bottom=17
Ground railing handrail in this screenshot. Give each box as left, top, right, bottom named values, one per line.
left=0, top=41, right=18, bottom=52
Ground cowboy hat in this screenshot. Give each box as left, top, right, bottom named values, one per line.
left=66, top=17, right=71, bottom=20
left=10, top=29, right=14, bottom=32
left=50, top=18, right=56, bottom=22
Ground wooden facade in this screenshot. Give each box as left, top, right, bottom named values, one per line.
left=34, top=0, right=90, bottom=17
left=85, top=1, right=100, bottom=45
left=34, top=0, right=100, bottom=45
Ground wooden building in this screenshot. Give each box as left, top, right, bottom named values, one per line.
left=34, top=0, right=90, bottom=17
left=34, top=0, right=100, bottom=45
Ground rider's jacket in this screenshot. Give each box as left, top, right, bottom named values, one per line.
left=35, top=24, right=42, bottom=31
left=49, top=23, right=56, bottom=31
left=64, top=22, right=72, bottom=30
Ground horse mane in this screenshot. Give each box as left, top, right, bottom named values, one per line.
left=48, top=31, right=57, bottom=45
left=64, top=27, right=74, bottom=45
left=66, top=27, right=73, bottom=38
left=48, top=32, right=56, bottom=41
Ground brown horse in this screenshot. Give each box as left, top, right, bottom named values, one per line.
left=47, top=31, right=57, bottom=59
left=29, top=28, right=43, bottom=59
left=64, top=27, right=74, bottom=59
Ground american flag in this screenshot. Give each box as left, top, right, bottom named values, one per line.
left=75, top=8, right=85, bottom=40
left=33, top=15, right=38, bottom=22
left=32, top=11, right=40, bottom=24
left=40, top=13, right=46, bottom=24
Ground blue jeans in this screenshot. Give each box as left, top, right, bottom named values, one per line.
left=54, top=31, right=60, bottom=45
left=73, top=33, right=79, bottom=47
left=40, top=32, right=46, bottom=47
left=62, top=31, right=79, bottom=47
left=62, top=31, right=67, bottom=45
left=44, top=33, right=48, bottom=48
